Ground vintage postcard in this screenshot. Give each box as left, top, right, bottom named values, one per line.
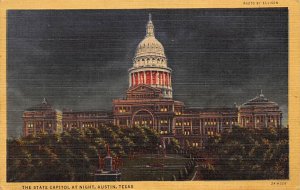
left=0, top=0, right=299, bottom=190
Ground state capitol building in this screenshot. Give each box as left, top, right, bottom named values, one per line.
left=23, top=15, right=283, bottom=148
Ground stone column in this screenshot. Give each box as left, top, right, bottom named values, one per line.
left=181, top=120, right=184, bottom=135
left=167, top=73, right=170, bottom=87
left=190, top=119, right=193, bottom=135
left=168, top=118, right=171, bottom=133
left=280, top=114, right=282, bottom=127
left=150, top=71, right=152, bottom=85
left=199, top=119, right=202, bottom=135
left=157, top=118, right=161, bottom=133
left=169, top=73, right=172, bottom=87
left=220, top=119, right=223, bottom=132
left=133, top=73, right=135, bottom=86
left=265, top=114, right=268, bottom=128
left=33, top=122, right=36, bottom=136
left=162, top=72, right=165, bottom=86
left=137, top=72, right=140, bottom=84
left=43, top=119, right=45, bottom=133
left=172, top=118, right=176, bottom=134
left=133, top=73, right=136, bottom=86
left=143, top=71, right=146, bottom=84
left=156, top=72, right=159, bottom=85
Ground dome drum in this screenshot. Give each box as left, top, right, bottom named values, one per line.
left=129, top=69, right=172, bottom=89
left=133, top=56, right=167, bottom=68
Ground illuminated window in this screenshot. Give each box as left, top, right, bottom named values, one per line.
left=193, top=142, right=199, bottom=147
left=176, top=111, right=182, bottom=115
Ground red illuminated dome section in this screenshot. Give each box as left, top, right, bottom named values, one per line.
left=128, top=14, right=173, bottom=99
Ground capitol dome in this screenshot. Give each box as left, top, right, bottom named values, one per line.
left=133, top=14, right=167, bottom=68
left=128, top=14, right=173, bottom=99
left=135, top=36, right=166, bottom=57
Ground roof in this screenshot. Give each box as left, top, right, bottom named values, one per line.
left=63, top=110, right=113, bottom=115
left=25, top=98, right=57, bottom=112
left=185, top=107, right=238, bottom=114
left=241, top=91, right=279, bottom=108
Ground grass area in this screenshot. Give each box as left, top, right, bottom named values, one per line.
left=120, top=154, right=190, bottom=181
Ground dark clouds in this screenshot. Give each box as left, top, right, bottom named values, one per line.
left=7, top=9, right=288, bottom=137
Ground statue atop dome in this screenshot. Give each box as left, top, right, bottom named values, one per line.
left=146, top=13, right=154, bottom=37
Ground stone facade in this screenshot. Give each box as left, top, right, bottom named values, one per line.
left=22, top=98, right=63, bottom=136
left=22, top=15, right=283, bottom=148
left=238, top=91, right=282, bottom=128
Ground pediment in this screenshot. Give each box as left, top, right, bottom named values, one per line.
left=126, top=85, right=162, bottom=100
left=127, top=84, right=161, bottom=94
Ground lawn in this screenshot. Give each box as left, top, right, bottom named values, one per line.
left=120, top=154, right=191, bottom=181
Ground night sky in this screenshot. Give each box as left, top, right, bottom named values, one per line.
left=7, top=9, right=288, bottom=138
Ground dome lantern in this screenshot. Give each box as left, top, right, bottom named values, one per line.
left=146, top=13, right=154, bottom=37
